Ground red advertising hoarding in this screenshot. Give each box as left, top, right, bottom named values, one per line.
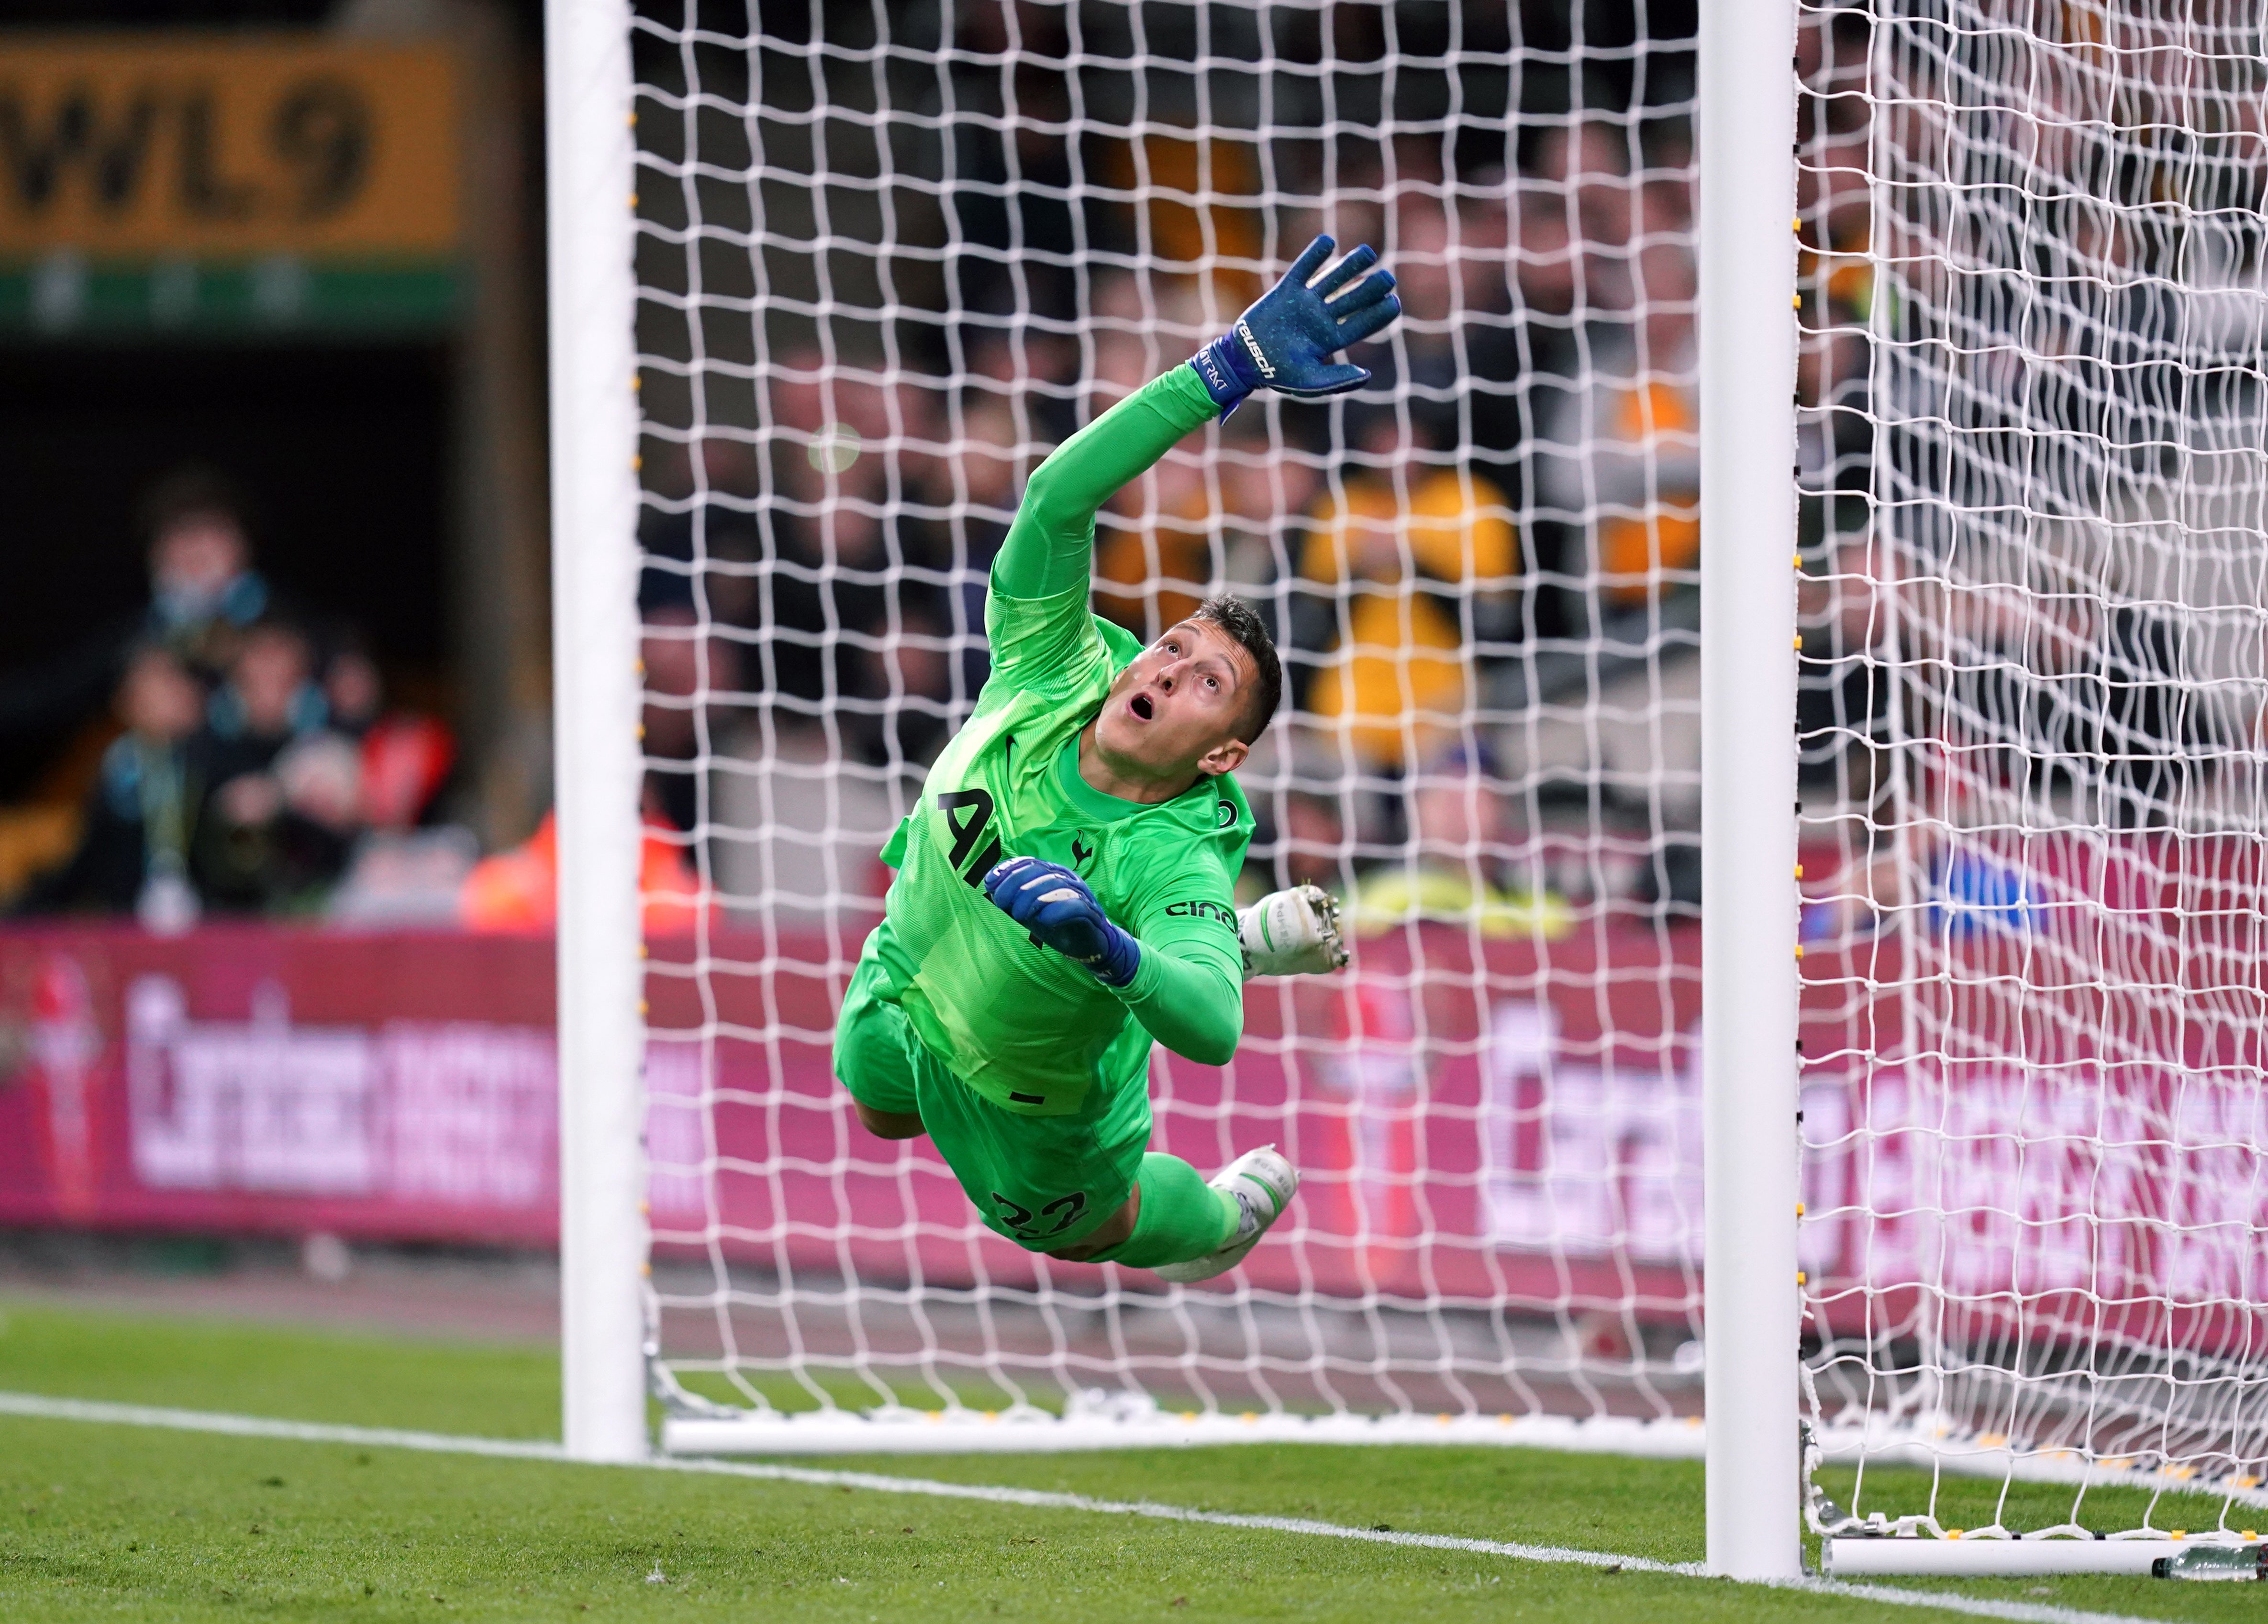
left=0, top=886, right=2258, bottom=1332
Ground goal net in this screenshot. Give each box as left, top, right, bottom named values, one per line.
left=1796, top=0, right=2268, bottom=1543
left=623, top=0, right=1715, bottom=1452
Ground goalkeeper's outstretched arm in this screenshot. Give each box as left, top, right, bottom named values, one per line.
left=978, top=236, right=1396, bottom=1041
left=989, top=368, right=1219, bottom=602
left=991, top=232, right=1400, bottom=607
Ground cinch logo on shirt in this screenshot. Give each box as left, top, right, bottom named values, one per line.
left=1164, top=899, right=1236, bottom=929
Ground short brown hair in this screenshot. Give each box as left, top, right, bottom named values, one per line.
left=1193, top=594, right=1281, bottom=745
left=140, top=463, right=245, bottom=545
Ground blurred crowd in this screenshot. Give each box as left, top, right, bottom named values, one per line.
left=639, top=6, right=2253, bottom=942
left=20, top=16, right=2235, bottom=938
left=626, top=100, right=1736, bottom=931
left=0, top=469, right=467, bottom=930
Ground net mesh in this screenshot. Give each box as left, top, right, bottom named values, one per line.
left=1798, top=0, right=2268, bottom=1535
left=626, top=0, right=1712, bottom=1437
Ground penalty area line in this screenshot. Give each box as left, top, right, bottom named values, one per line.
left=0, top=1391, right=2168, bottom=1624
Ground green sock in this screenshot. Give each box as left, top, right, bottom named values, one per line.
left=1091, top=1153, right=1239, bottom=1269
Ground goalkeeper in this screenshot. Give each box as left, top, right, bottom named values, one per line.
left=835, top=236, right=1400, bottom=1280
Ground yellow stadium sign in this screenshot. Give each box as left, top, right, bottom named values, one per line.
left=0, top=35, right=458, bottom=260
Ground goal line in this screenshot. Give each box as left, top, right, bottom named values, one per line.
left=0, top=1389, right=2188, bottom=1621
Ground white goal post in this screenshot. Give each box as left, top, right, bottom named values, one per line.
left=547, top=0, right=646, bottom=1467
left=542, top=0, right=2268, bottom=1580
left=1698, top=0, right=1802, bottom=1582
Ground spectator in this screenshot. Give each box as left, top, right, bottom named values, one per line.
left=1290, top=418, right=1519, bottom=772
left=321, top=637, right=386, bottom=739
left=0, top=465, right=276, bottom=778
left=296, top=638, right=458, bottom=832
left=1528, top=186, right=1699, bottom=612
left=1796, top=200, right=1874, bottom=492
left=742, top=350, right=958, bottom=735
left=458, top=809, right=706, bottom=935
left=202, top=620, right=327, bottom=780
left=1525, top=118, right=1639, bottom=318
left=1511, top=174, right=1581, bottom=374
left=358, top=713, right=456, bottom=833
left=194, top=621, right=356, bottom=914
left=640, top=605, right=742, bottom=836
left=847, top=605, right=954, bottom=770
left=642, top=437, right=768, bottom=631
left=1212, top=408, right=1323, bottom=590
left=1378, top=191, right=1523, bottom=469
left=1348, top=749, right=1573, bottom=938
left=937, top=392, right=1024, bottom=699
left=19, top=644, right=208, bottom=929
left=144, top=470, right=274, bottom=685
left=1797, top=524, right=1894, bottom=803
left=322, top=660, right=468, bottom=928
left=1267, top=788, right=1348, bottom=898
left=2033, top=601, right=2221, bottom=831
left=1081, top=271, right=1162, bottom=418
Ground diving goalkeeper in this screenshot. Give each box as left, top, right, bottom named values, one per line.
left=835, top=236, right=1401, bottom=1281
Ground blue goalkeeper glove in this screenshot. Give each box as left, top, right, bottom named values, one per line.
left=1189, top=233, right=1402, bottom=415
left=982, top=856, right=1141, bottom=989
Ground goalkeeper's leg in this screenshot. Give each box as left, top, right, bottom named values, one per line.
left=1051, top=1153, right=1234, bottom=1265
left=900, top=1054, right=1297, bottom=1273
left=1071, top=1149, right=1300, bottom=1279
left=834, top=957, right=926, bottom=1140
left=840, top=963, right=1300, bottom=1273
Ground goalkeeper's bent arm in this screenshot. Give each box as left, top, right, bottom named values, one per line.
left=984, top=365, right=1248, bottom=1066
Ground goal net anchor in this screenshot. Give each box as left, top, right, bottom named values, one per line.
left=1824, top=1536, right=2250, bottom=1581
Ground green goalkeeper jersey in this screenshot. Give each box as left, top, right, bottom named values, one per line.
left=862, top=365, right=1250, bottom=1117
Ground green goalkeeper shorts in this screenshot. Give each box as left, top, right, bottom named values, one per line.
left=834, top=955, right=1151, bottom=1253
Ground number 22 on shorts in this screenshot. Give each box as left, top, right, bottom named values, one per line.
left=989, top=1189, right=1088, bottom=1238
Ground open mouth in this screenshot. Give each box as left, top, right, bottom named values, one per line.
left=1129, top=693, right=1155, bottom=722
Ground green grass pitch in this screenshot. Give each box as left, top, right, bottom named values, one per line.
left=0, top=1297, right=2255, bottom=1623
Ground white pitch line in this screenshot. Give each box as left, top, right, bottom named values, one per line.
left=0, top=1391, right=2170, bottom=1624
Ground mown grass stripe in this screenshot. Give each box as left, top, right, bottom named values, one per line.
left=0, top=1389, right=2169, bottom=1624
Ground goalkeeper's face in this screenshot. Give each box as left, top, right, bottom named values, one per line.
left=1094, top=619, right=1256, bottom=781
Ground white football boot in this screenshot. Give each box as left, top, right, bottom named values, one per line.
left=1153, top=1146, right=1300, bottom=1283
left=1238, top=884, right=1349, bottom=980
